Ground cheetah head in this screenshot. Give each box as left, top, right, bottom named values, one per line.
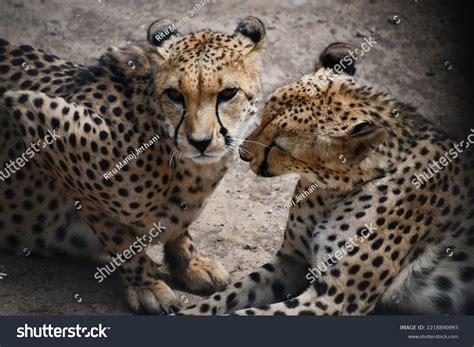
left=139, top=17, right=266, bottom=164
left=240, top=43, right=396, bottom=191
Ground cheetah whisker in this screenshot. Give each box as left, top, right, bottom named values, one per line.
left=233, top=137, right=270, bottom=149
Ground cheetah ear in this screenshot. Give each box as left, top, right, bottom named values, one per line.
left=99, top=46, right=151, bottom=79
left=147, top=19, right=181, bottom=58
left=233, top=16, right=266, bottom=54
left=315, top=42, right=357, bottom=76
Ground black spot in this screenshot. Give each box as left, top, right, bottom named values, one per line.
left=69, top=134, right=77, bottom=147
left=357, top=280, right=370, bottom=291
left=33, top=97, right=43, bottom=107
left=285, top=299, right=300, bottom=308
left=99, top=130, right=108, bottom=140
left=271, top=280, right=285, bottom=301
left=435, top=276, right=453, bottom=290
left=86, top=169, right=96, bottom=180
left=263, top=263, right=275, bottom=272
left=12, top=214, right=23, bottom=224
left=371, top=238, right=384, bottom=250
left=372, top=256, right=384, bottom=267
left=20, top=80, right=32, bottom=88
left=387, top=221, right=398, bottom=230
left=313, top=281, right=328, bottom=296
left=247, top=291, right=256, bottom=303
left=99, top=159, right=110, bottom=171
left=334, top=293, right=344, bottom=304
left=10, top=71, right=22, bottom=81
left=112, top=236, right=123, bottom=244
left=43, top=54, right=55, bottom=62
left=461, top=267, right=474, bottom=282
left=27, top=69, right=39, bottom=76
left=359, top=195, right=372, bottom=202
left=51, top=117, right=60, bottom=129
left=363, top=271, right=373, bottom=278
left=249, top=272, right=260, bottom=282
left=48, top=199, right=59, bottom=210
left=346, top=303, right=358, bottom=313
left=348, top=264, right=360, bottom=274
left=226, top=293, right=238, bottom=310
left=452, top=252, right=468, bottom=262
left=199, top=304, right=210, bottom=313
left=4, top=189, right=15, bottom=199
left=113, top=107, right=122, bottom=117
left=0, top=64, right=10, bottom=73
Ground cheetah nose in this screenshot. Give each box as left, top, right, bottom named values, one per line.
left=187, top=136, right=212, bottom=154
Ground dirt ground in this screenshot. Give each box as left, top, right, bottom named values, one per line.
left=0, top=0, right=471, bottom=314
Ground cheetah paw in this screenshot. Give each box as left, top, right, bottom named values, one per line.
left=176, top=257, right=231, bottom=294
left=125, top=280, right=181, bottom=315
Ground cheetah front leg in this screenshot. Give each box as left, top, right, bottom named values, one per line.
left=232, top=285, right=339, bottom=316
left=83, top=207, right=182, bottom=314
left=164, top=231, right=230, bottom=294
left=177, top=251, right=308, bottom=315
left=233, top=276, right=382, bottom=316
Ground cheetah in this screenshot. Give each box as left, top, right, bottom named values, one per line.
left=179, top=43, right=474, bottom=315
left=0, top=17, right=266, bottom=314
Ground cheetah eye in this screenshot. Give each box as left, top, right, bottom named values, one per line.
left=218, top=88, right=238, bottom=103
left=272, top=140, right=288, bottom=153
left=165, top=89, right=185, bottom=105
left=350, top=121, right=376, bottom=136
